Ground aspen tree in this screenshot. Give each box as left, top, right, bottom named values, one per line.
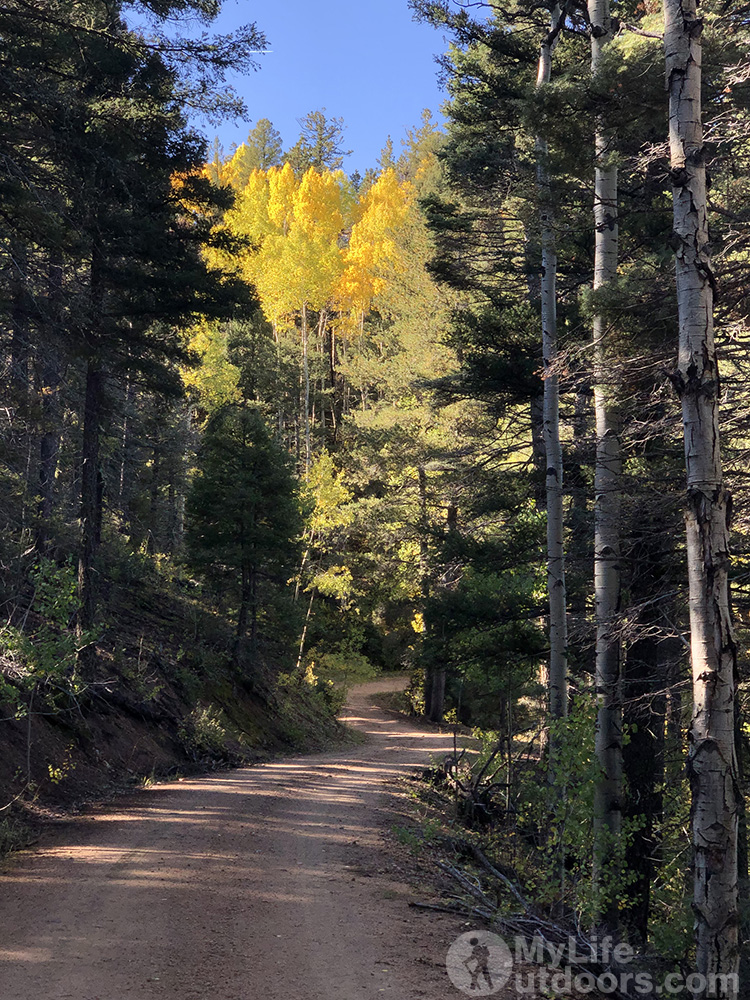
left=336, top=168, right=413, bottom=323
left=589, top=0, right=623, bottom=932
left=536, top=6, right=569, bottom=757
left=224, top=165, right=348, bottom=473
left=663, top=0, right=739, bottom=988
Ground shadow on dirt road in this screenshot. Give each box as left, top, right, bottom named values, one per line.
left=0, top=676, right=475, bottom=1000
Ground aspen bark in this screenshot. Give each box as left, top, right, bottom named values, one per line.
left=589, top=0, right=623, bottom=931
left=536, top=7, right=568, bottom=740
left=418, top=464, right=435, bottom=719
left=147, top=440, right=161, bottom=555
left=117, top=369, right=136, bottom=528
left=78, top=240, right=105, bottom=643
left=663, top=0, right=739, bottom=989
left=301, top=301, right=311, bottom=475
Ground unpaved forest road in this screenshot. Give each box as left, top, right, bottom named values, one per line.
left=0, top=678, right=471, bottom=1000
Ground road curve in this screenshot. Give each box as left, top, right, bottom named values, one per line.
left=0, top=677, right=467, bottom=1000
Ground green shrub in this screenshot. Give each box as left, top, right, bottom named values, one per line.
left=0, top=558, right=94, bottom=711
left=308, top=649, right=378, bottom=688
left=0, top=815, right=34, bottom=854
left=177, top=705, right=230, bottom=760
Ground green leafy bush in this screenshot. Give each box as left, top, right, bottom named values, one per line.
left=0, top=558, right=94, bottom=711
left=177, top=705, right=230, bottom=760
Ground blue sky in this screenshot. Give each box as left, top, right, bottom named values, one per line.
left=194, top=0, right=449, bottom=174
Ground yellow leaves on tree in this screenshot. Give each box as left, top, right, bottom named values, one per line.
left=234, top=169, right=273, bottom=243
left=304, top=451, right=354, bottom=534
left=303, top=451, right=354, bottom=602
left=211, top=161, right=413, bottom=472
left=294, top=168, right=347, bottom=241
left=275, top=168, right=347, bottom=317
left=181, top=319, right=241, bottom=415
left=225, top=164, right=349, bottom=328
left=267, top=162, right=297, bottom=235
left=336, top=168, right=413, bottom=324
left=221, top=163, right=412, bottom=331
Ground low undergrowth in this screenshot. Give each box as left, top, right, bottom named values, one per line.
left=0, top=552, right=350, bottom=849
left=388, top=701, right=702, bottom=996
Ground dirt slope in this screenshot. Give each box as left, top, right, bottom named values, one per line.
left=0, top=677, right=472, bottom=1000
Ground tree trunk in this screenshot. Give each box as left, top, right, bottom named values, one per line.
left=530, top=393, right=546, bottom=511
left=250, top=567, right=258, bottom=650
left=428, top=667, right=446, bottom=724
left=237, top=560, right=250, bottom=639
left=9, top=240, right=32, bottom=525
left=147, top=440, right=161, bottom=555
left=78, top=360, right=103, bottom=634
left=536, top=5, right=569, bottom=753
left=428, top=498, right=455, bottom=725
left=301, top=301, right=311, bottom=475
left=328, top=321, right=343, bottom=446
left=315, top=308, right=330, bottom=439
left=296, top=591, right=315, bottom=672
left=118, top=367, right=136, bottom=531
left=622, top=478, right=674, bottom=943
left=417, top=464, right=436, bottom=719
left=589, top=0, right=623, bottom=934
left=10, top=239, right=30, bottom=399
left=165, top=404, right=191, bottom=556
left=78, top=239, right=105, bottom=643
left=36, top=251, right=64, bottom=549
left=664, top=0, right=740, bottom=988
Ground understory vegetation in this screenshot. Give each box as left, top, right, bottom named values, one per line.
left=2, top=0, right=750, bottom=993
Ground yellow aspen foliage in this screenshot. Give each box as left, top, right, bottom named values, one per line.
left=303, top=451, right=354, bottom=534
left=225, top=165, right=350, bottom=328
left=277, top=168, right=347, bottom=314
left=223, top=143, right=259, bottom=191
left=336, top=168, right=413, bottom=322
left=267, top=162, right=297, bottom=234
left=217, top=167, right=286, bottom=318
left=214, top=164, right=408, bottom=335
left=221, top=150, right=241, bottom=191
left=181, top=320, right=241, bottom=414
left=293, top=168, right=346, bottom=241
left=231, top=169, right=273, bottom=244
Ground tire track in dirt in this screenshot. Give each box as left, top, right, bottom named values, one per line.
left=0, top=677, right=475, bottom=1000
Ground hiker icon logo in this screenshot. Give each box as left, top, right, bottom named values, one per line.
left=446, top=930, right=513, bottom=995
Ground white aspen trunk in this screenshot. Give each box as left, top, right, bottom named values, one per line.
left=589, top=0, right=623, bottom=932
left=301, top=301, right=311, bottom=475
left=536, top=7, right=568, bottom=743
left=317, top=308, right=328, bottom=433
left=663, top=0, right=739, bottom=990
left=273, top=319, right=284, bottom=439
left=296, top=591, right=315, bottom=672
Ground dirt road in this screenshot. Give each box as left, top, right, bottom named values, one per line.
left=0, top=678, right=469, bottom=1000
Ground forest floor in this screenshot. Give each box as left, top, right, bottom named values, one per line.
left=0, top=676, right=524, bottom=1000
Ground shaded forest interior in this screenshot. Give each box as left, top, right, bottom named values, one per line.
left=2, top=1, right=750, bottom=995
